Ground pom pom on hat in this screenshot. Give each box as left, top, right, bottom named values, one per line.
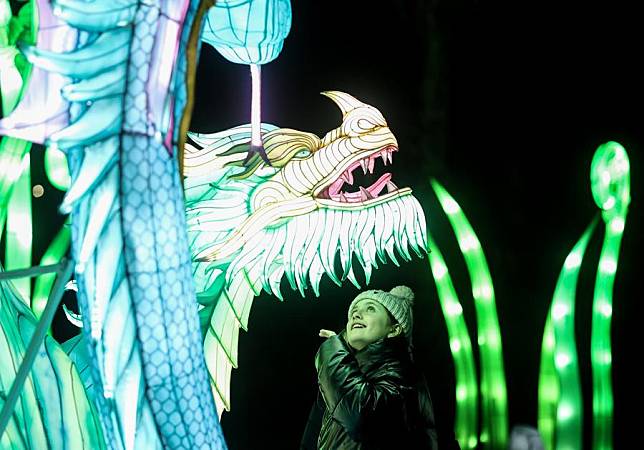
left=390, top=285, right=414, bottom=306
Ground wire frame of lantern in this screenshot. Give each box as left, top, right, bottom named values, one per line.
left=201, top=0, right=292, bottom=164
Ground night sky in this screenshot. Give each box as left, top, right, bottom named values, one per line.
left=17, top=1, right=643, bottom=449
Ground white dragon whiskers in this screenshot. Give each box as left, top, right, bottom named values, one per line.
left=220, top=200, right=427, bottom=298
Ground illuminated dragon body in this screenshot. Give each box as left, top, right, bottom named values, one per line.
left=184, top=91, right=428, bottom=414
left=0, top=0, right=226, bottom=449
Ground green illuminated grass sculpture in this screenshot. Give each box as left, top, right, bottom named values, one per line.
left=429, top=142, right=628, bottom=450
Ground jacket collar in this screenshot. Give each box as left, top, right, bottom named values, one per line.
left=353, top=335, right=413, bottom=371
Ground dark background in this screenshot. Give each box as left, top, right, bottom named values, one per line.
left=13, top=1, right=643, bottom=449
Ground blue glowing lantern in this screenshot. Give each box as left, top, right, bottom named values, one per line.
left=202, top=0, right=292, bottom=164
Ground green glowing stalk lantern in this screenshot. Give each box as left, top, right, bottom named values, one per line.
left=538, top=141, right=629, bottom=450
left=430, top=179, right=508, bottom=449
left=590, top=142, right=629, bottom=450
left=427, top=234, right=478, bottom=450
left=538, top=312, right=558, bottom=450
left=1, top=0, right=37, bottom=301
left=539, top=218, right=597, bottom=450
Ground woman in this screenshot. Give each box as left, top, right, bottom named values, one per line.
left=301, top=286, right=440, bottom=449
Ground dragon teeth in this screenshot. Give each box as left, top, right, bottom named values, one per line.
left=387, top=150, right=393, bottom=165
left=360, top=159, right=368, bottom=174
left=368, top=158, right=375, bottom=174
left=360, top=187, right=374, bottom=200
left=386, top=181, right=398, bottom=193
left=340, top=169, right=354, bottom=185
left=381, top=149, right=389, bottom=166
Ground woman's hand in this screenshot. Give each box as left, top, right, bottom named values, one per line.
left=319, top=329, right=336, bottom=338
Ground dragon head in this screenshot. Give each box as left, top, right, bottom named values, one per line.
left=184, top=91, right=427, bottom=300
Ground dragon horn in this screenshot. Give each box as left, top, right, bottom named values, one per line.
left=321, top=91, right=367, bottom=117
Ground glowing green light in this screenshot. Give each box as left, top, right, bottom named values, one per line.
left=458, top=234, right=480, bottom=252
left=552, top=304, right=569, bottom=321
left=427, top=235, right=478, bottom=449
left=431, top=179, right=508, bottom=449
left=442, top=197, right=461, bottom=215
left=609, top=217, right=624, bottom=233
left=475, top=283, right=492, bottom=300
left=601, top=198, right=615, bottom=210
left=446, top=302, right=463, bottom=316
left=555, top=353, right=571, bottom=369
left=599, top=259, right=616, bottom=275
left=597, top=302, right=612, bottom=317
left=539, top=218, right=596, bottom=450
left=432, top=260, right=448, bottom=279
left=590, top=141, right=630, bottom=450
left=594, top=351, right=611, bottom=365
left=1, top=0, right=36, bottom=303
left=539, top=141, right=630, bottom=450
left=538, top=311, right=560, bottom=450
left=1, top=0, right=70, bottom=317
left=456, top=386, right=468, bottom=401
left=564, top=252, right=582, bottom=269
left=558, top=403, right=573, bottom=421
left=0, top=137, right=31, bottom=230
left=4, top=154, right=32, bottom=300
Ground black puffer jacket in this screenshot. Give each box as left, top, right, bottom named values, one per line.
left=302, top=333, right=439, bottom=449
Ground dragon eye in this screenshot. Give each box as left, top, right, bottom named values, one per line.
left=295, top=149, right=311, bottom=158
left=357, top=118, right=378, bottom=131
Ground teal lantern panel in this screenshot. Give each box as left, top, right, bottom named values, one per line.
left=202, top=0, right=292, bottom=65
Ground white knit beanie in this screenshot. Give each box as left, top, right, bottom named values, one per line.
left=348, top=285, right=414, bottom=340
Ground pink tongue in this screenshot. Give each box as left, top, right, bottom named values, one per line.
left=367, top=173, right=392, bottom=196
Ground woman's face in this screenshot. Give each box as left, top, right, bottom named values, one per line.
left=346, top=299, right=394, bottom=351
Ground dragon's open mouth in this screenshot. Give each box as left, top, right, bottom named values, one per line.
left=317, top=145, right=400, bottom=203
